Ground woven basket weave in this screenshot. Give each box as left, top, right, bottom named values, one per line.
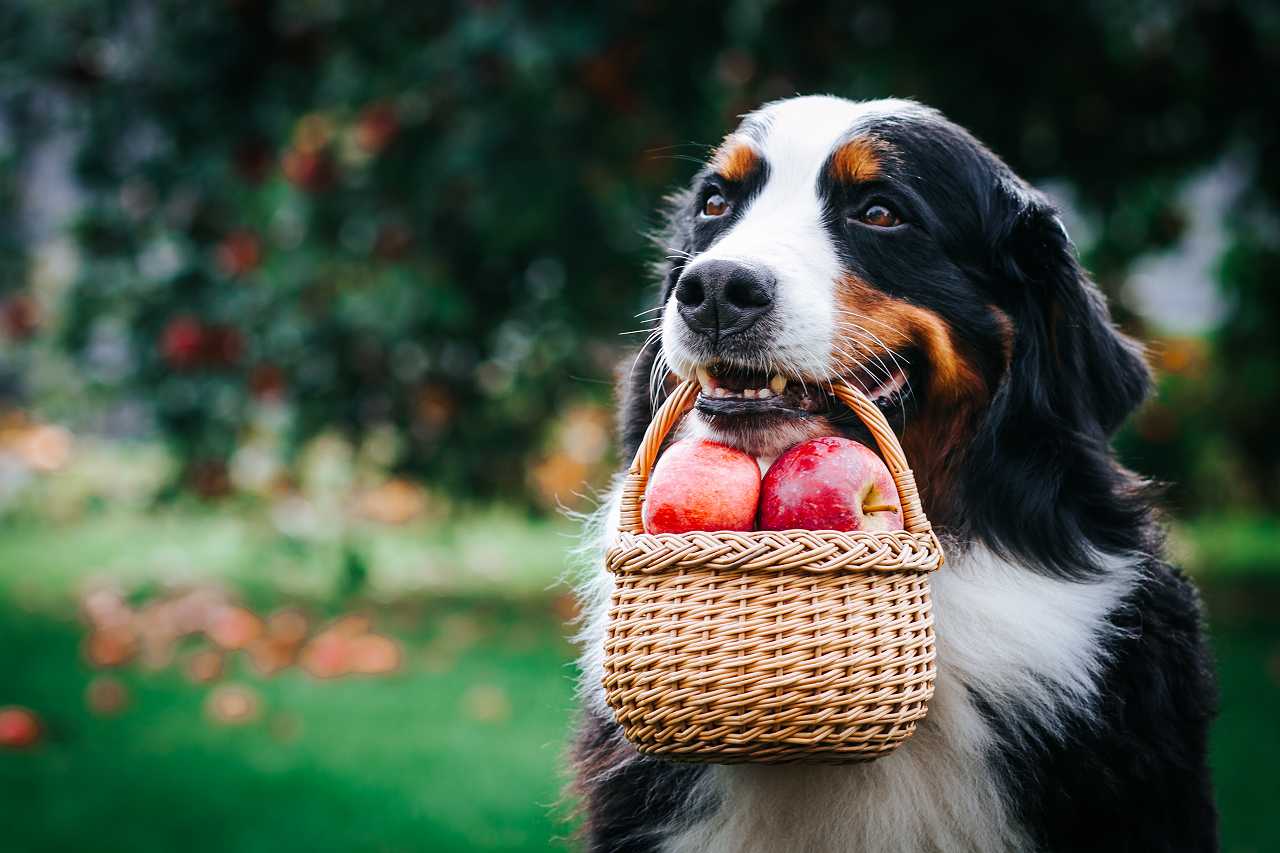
left=602, top=379, right=944, bottom=763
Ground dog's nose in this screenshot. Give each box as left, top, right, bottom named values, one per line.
left=674, top=261, right=776, bottom=340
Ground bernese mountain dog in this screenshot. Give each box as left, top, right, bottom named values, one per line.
left=570, top=96, right=1218, bottom=853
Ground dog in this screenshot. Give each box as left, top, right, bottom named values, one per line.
left=570, top=96, right=1218, bottom=853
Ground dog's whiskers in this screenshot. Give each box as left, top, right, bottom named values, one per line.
left=647, top=346, right=671, bottom=408
left=626, top=329, right=663, bottom=391
left=618, top=321, right=661, bottom=336
left=832, top=318, right=915, bottom=423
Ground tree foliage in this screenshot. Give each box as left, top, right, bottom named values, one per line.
left=1, top=0, right=1277, bottom=508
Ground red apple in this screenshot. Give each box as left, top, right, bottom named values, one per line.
left=759, top=437, right=904, bottom=532
left=643, top=439, right=760, bottom=534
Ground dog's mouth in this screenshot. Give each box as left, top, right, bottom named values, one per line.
left=691, top=357, right=915, bottom=423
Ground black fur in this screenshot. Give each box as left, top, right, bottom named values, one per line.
left=989, top=560, right=1219, bottom=852
left=576, top=99, right=1217, bottom=852
left=571, top=710, right=711, bottom=852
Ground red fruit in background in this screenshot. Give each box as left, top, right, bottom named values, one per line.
left=161, top=316, right=203, bottom=368
left=759, top=437, right=904, bottom=533
left=642, top=439, right=760, bottom=534
left=215, top=229, right=262, bottom=277
left=282, top=147, right=336, bottom=192
left=0, top=706, right=41, bottom=749
left=355, top=101, right=399, bottom=154
left=249, top=364, right=287, bottom=400
left=1, top=295, right=40, bottom=340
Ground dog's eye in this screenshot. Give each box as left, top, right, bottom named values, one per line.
left=857, top=203, right=901, bottom=229
left=702, top=193, right=729, bottom=217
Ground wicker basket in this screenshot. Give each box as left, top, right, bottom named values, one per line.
left=602, top=379, right=944, bottom=763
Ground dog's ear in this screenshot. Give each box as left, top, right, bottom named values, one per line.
left=992, top=185, right=1151, bottom=438
left=961, top=184, right=1157, bottom=577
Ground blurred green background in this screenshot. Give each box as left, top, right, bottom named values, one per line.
left=0, top=2, right=1277, bottom=851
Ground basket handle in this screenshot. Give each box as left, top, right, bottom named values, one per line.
left=617, top=379, right=935, bottom=537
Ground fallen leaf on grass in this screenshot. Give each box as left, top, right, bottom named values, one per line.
left=83, top=626, right=138, bottom=668
left=184, top=649, right=225, bottom=684
left=86, top=676, right=130, bottom=716
left=462, top=683, right=511, bottom=723
left=349, top=634, right=402, bottom=675
left=299, top=631, right=352, bottom=679
left=206, top=606, right=264, bottom=650
left=267, top=608, right=310, bottom=645
left=248, top=637, right=297, bottom=676
left=205, top=684, right=262, bottom=725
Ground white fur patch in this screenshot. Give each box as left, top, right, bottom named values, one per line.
left=571, top=478, right=624, bottom=722
left=650, top=545, right=1136, bottom=853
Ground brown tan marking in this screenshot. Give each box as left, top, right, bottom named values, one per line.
left=709, top=135, right=760, bottom=182
left=834, top=275, right=990, bottom=521
left=828, top=137, right=885, bottom=184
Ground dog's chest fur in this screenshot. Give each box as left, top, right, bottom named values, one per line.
left=576, top=494, right=1135, bottom=853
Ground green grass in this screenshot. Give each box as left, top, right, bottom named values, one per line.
left=0, top=507, right=577, bottom=608
left=1211, top=623, right=1280, bottom=853
left=1172, top=514, right=1280, bottom=579
left=0, top=508, right=1277, bottom=852
left=0, top=599, right=578, bottom=852
left=0, top=508, right=582, bottom=852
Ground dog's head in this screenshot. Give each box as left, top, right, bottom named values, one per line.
left=631, top=96, right=1153, bottom=571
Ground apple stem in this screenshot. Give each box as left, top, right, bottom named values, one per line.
left=862, top=503, right=899, bottom=514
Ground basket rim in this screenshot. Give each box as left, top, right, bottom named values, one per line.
left=605, top=528, right=943, bottom=576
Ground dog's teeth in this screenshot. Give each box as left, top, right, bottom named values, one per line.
left=699, top=372, right=786, bottom=401
left=696, top=366, right=714, bottom=394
